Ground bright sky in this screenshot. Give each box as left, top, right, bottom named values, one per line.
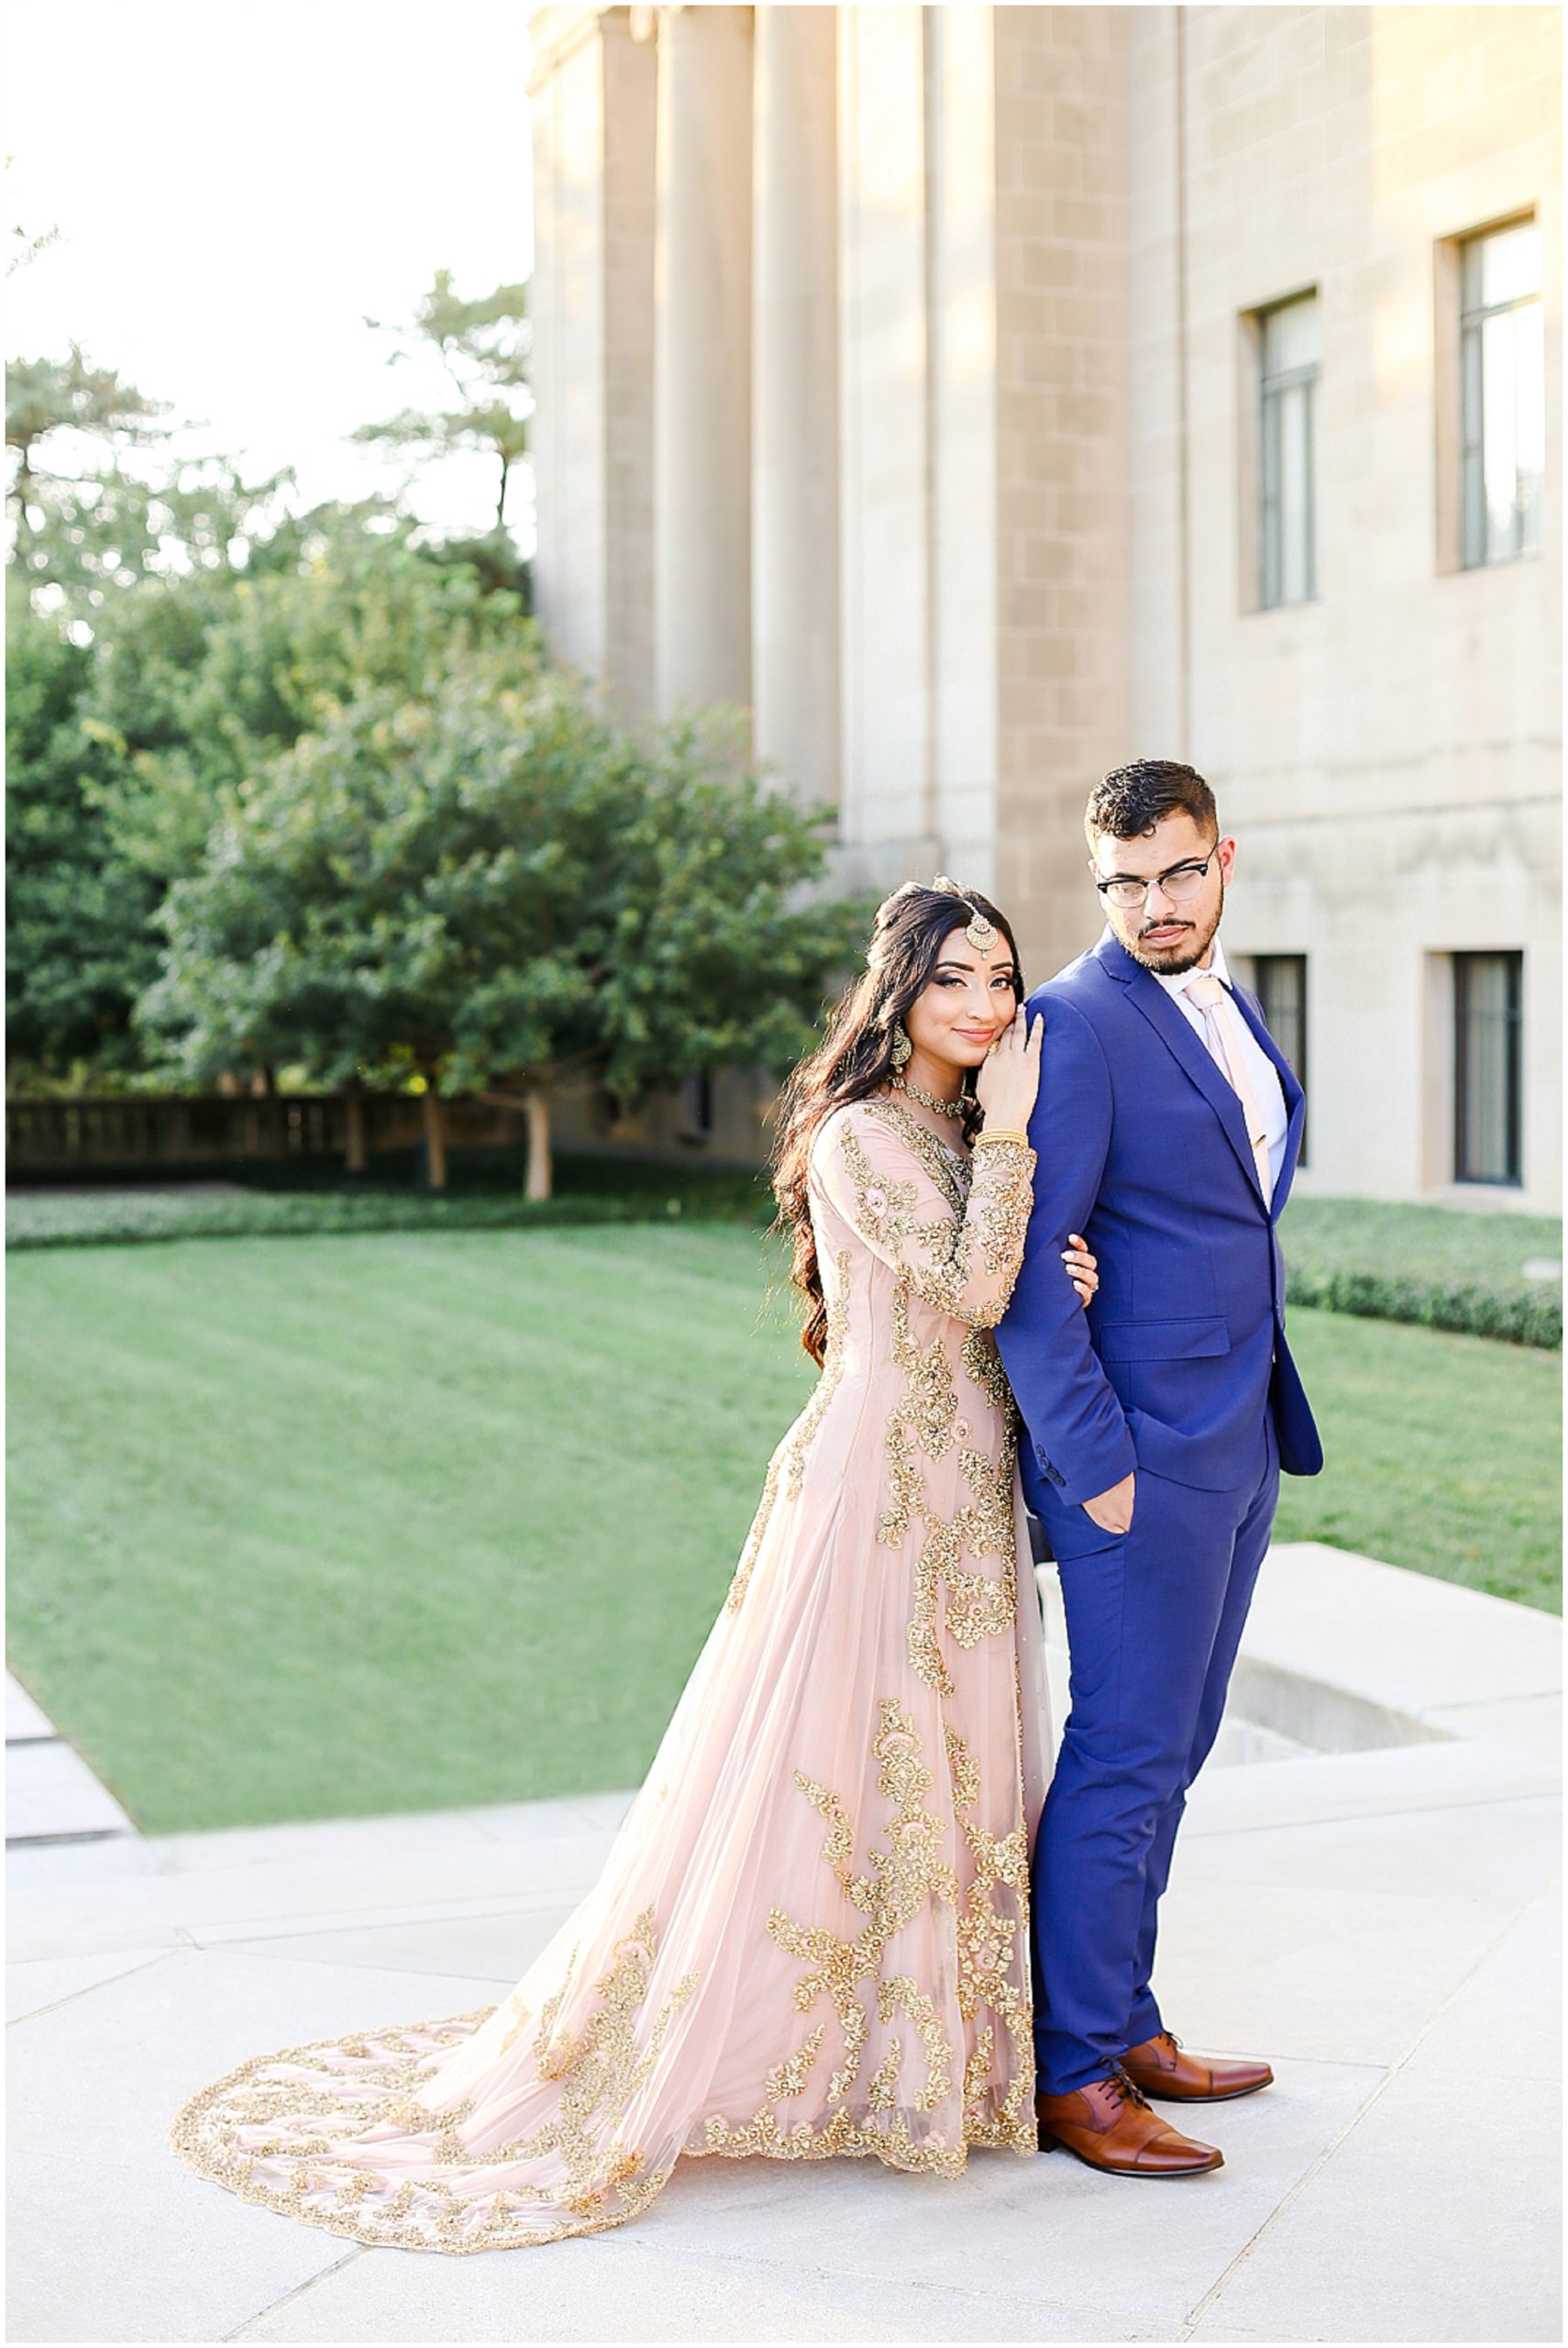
left=6, top=1, right=536, bottom=546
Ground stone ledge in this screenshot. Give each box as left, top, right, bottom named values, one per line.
left=1240, top=1541, right=1562, bottom=1722
left=1039, top=1540, right=1561, bottom=1763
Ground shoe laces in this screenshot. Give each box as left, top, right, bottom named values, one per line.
left=1104, top=2065, right=1153, bottom=2112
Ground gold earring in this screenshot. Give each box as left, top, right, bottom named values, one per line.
left=889, top=1024, right=912, bottom=1069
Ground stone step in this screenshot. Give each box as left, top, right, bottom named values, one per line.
left=6, top=1672, right=55, bottom=1743
left=6, top=1673, right=138, bottom=1849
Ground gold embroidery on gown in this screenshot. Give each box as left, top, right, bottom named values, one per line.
left=169, top=1096, right=1049, bottom=2252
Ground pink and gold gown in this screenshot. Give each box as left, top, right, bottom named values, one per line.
left=171, top=1097, right=1050, bottom=2251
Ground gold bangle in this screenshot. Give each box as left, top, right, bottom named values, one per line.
left=974, top=1127, right=1029, bottom=1148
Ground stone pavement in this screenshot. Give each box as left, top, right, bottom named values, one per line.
left=7, top=1545, right=1561, bottom=2345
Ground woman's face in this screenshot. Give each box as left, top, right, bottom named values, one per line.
left=903, top=925, right=1019, bottom=1071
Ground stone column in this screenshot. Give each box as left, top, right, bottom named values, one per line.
left=991, top=4, right=1132, bottom=973
left=835, top=5, right=935, bottom=870
left=527, top=6, right=657, bottom=719
left=927, top=4, right=999, bottom=892
left=752, top=6, right=840, bottom=809
left=528, top=7, right=611, bottom=679
left=602, top=8, right=658, bottom=721
left=654, top=4, right=754, bottom=722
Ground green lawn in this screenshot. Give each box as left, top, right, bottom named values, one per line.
left=1274, top=1307, right=1560, bottom=1611
left=7, top=1227, right=1560, bottom=1834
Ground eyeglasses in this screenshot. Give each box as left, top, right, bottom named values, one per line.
left=1092, top=850, right=1219, bottom=912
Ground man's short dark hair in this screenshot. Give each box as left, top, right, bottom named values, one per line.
left=1085, top=759, right=1218, bottom=847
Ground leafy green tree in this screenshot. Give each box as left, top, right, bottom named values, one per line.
left=2, top=307, right=540, bottom=1097
left=6, top=152, right=60, bottom=276
left=354, top=271, right=530, bottom=530
left=6, top=348, right=169, bottom=490
left=9, top=453, right=294, bottom=615
left=96, top=517, right=538, bottom=900
left=140, top=665, right=867, bottom=1195
left=182, top=513, right=532, bottom=758
left=3, top=353, right=216, bottom=1084
left=7, top=211, right=60, bottom=277
left=6, top=470, right=537, bottom=1089
left=7, top=348, right=174, bottom=590
left=3, top=468, right=354, bottom=1086
left=594, top=714, right=870, bottom=1111
left=5, top=578, right=162, bottom=1083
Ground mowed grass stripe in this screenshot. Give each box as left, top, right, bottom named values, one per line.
left=7, top=1228, right=1559, bottom=1834
left=7, top=1227, right=815, bottom=1833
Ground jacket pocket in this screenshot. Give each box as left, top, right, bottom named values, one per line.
left=1098, top=1315, right=1231, bottom=1362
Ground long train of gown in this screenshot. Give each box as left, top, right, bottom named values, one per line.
left=170, top=1097, right=1051, bottom=2251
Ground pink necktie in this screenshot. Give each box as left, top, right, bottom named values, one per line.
left=1184, top=972, right=1273, bottom=1206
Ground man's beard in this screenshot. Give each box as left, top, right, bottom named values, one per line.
left=1120, top=881, right=1224, bottom=975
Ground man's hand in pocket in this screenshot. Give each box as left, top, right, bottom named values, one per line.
left=1083, top=1472, right=1135, bottom=1536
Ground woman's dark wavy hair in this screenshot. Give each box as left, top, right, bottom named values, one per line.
left=769, top=880, right=1021, bottom=1366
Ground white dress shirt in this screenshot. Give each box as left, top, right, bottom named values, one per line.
left=1154, top=936, right=1290, bottom=1192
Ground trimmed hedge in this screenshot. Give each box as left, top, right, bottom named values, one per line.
left=1283, top=1263, right=1560, bottom=1349
left=6, top=1146, right=778, bottom=1250
left=8, top=1158, right=1562, bottom=1352
left=1280, top=1195, right=1562, bottom=1349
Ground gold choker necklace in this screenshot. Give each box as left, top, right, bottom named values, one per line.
left=889, top=1074, right=966, bottom=1121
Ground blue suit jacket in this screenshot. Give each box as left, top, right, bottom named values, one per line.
left=997, top=928, right=1323, bottom=1513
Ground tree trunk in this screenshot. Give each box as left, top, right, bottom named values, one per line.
left=496, top=450, right=509, bottom=530
left=422, top=1080, right=448, bottom=1191
left=343, top=1078, right=368, bottom=1175
left=525, top=1085, right=552, bottom=1202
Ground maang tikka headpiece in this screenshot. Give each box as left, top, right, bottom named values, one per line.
left=932, top=873, right=999, bottom=953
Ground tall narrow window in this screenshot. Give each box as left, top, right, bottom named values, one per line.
left=1250, top=954, right=1309, bottom=1166
left=1461, top=218, right=1543, bottom=568
left=1259, top=293, right=1320, bottom=608
left=1453, top=952, right=1522, bottom=1185
left=678, top=1069, right=714, bottom=1146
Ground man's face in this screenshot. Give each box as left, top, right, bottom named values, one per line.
left=1089, top=810, right=1236, bottom=974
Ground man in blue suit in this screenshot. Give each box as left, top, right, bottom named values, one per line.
left=997, top=759, right=1322, bottom=2180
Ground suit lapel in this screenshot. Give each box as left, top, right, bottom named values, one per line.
left=1092, top=929, right=1270, bottom=1213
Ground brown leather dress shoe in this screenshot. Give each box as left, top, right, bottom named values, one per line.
left=1121, top=2029, right=1274, bottom=2102
left=1036, top=2067, right=1223, bottom=2176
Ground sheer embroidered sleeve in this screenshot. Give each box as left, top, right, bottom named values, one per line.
left=816, top=1101, right=1036, bottom=1329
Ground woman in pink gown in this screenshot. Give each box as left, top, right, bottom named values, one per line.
left=170, top=878, right=1097, bottom=2252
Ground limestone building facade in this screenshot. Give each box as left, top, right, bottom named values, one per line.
left=526, top=4, right=1561, bottom=1213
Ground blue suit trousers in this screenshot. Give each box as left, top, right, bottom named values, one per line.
left=1030, top=1412, right=1281, bottom=2096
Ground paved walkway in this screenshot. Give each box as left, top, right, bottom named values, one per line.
left=7, top=1545, right=1561, bottom=2344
